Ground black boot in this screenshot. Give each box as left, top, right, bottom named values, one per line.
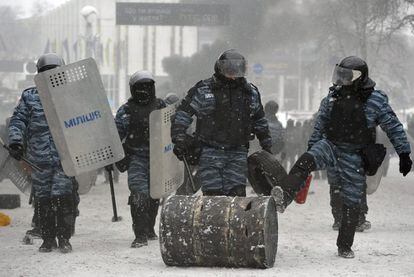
left=54, top=195, right=74, bottom=253
left=337, top=204, right=360, bottom=258
left=147, top=198, right=159, bottom=241
left=356, top=213, right=371, bottom=232
left=23, top=199, right=42, bottom=244
left=272, top=153, right=316, bottom=213
left=72, top=181, right=80, bottom=236
left=37, top=198, right=57, bottom=253
left=356, top=186, right=370, bottom=232
left=129, top=193, right=150, bottom=248
left=330, top=186, right=343, bottom=231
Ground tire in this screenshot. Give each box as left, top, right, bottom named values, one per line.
left=0, top=194, right=21, bottom=209
left=247, top=151, right=288, bottom=196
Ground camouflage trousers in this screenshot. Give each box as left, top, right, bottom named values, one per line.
left=308, top=139, right=365, bottom=207
left=32, top=164, right=75, bottom=199
left=199, top=146, right=248, bottom=194
left=327, top=167, right=368, bottom=214
left=127, top=148, right=150, bottom=195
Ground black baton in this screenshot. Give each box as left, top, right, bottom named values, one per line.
left=106, top=167, right=122, bottom=222
left=182, top=156, right=197, bottom=193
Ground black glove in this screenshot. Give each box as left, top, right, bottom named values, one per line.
left=173, top=139, right=188, bottom=161
left=399, top=153, right=412, bottom=177
left=8, top=144, right=24, bottom=161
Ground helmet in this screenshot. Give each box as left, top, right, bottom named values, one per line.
left=129, top=70, right=155, bottom=87
left=36, top=53, right=65, bottom=73
left=214, top=49, right=247, bottom=79
left=129, top=71, right=155, bottom=105
left=264, top=101, right=279, bottom=115
left=332, top=56, right=375, bottom=89
left=164, top=93, right=179, bottom=105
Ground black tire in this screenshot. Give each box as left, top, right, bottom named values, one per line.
left=247, top=151, right=288, bottom=196
left=0, top=194, right=21, bottom=209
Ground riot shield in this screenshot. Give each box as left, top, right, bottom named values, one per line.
left=34, top=58, right=124, bottom=176
left=0, top=132, right=31, bottom=195
left=75, top=170, right=97, bottom=195
left=366, top=164, right=384, bottom=195
left=149, top=105, right=184, bottom=199
left=0, top=156, right=32, bottom=195
left=366, top=128, right=390, bottom=195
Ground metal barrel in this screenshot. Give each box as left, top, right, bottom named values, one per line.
left=160, top=195, right=278, bottom=268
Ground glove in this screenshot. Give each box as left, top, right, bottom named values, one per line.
left=105, top=164, right=114, bottom=172
left=173, top=139, right=188, bottom=161
left=8, top=144, right=24, bottom=161
left=399, top=153, right=412, bottom=177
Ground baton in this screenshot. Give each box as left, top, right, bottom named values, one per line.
left=0, top=137, right=42, bottom=172
left=106, top=166, right=122, bottom=222
left=182, top=156, right=197, bottom=193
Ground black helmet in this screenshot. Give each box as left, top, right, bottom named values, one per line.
left=332, top=56, right=375, bottom=89
left=264, top=101, right=279, bottom=115
left=214, top=49, right=247, bottom=79
left=129, top=70, right=155, bottom=105
left=36, top=53, right=65, bottom=73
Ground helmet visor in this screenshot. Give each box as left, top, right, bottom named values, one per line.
left=217, top=59, right=247, bottom=78
left=332, top=65, right=362, bottom=86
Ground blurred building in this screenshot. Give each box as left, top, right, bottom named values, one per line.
left=35, top=0, right=198, bottom=110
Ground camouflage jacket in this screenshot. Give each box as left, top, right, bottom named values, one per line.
left=171, top=76, right=272, bottom=149
left=308, top=89, right=411, bottom=155
left=8, top=87, right=62, bottom=166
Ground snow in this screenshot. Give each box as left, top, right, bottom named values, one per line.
left=1, top=157, right=414, bottom=277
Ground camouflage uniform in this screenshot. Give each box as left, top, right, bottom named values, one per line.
left=171, top=75, right=271, bottom=196
left=115, top=99, right=166, bottom=195
left=273, top=56, right=412, bottom=259
left=308, top=89, right=410, bottom=207
left=8, top=87, right=75, bottom=198
left=8, top=87, right=76, bottom=249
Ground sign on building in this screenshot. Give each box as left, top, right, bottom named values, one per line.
left=116, top=3, right=230, bottom=26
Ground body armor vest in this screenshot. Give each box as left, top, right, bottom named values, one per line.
left=197, top=79, right=253, bottom=146
left=125, top=98, right=163, bottom=147
left=326, top=90, right=375, bottom=145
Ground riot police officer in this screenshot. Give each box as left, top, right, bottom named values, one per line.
left=271, top=56, right=412, bottom=258
left=114, top=71, right=166, bottom=248
left=171, top=49, right=272, bottom=197
left=8, top=53, right=76, bottom=253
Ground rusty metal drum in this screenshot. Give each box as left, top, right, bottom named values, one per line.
left=160, top=195, right=278, bottom=268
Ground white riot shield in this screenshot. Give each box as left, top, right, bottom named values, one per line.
left=0, top=153, right=32, bottom=195
left=34, top=58, right=124, bottom=176
left=0, top=132, right=31, bottom=195
left=150, top=105, right=184, bottom=199
left=75, top=170, right=97, bottom=195
left=366, top=164, right=384, bottom=195
left=366, top=128, right=387, bottom=195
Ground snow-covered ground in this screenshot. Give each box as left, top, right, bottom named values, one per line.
left=1, top=157, right=414, bottom=277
